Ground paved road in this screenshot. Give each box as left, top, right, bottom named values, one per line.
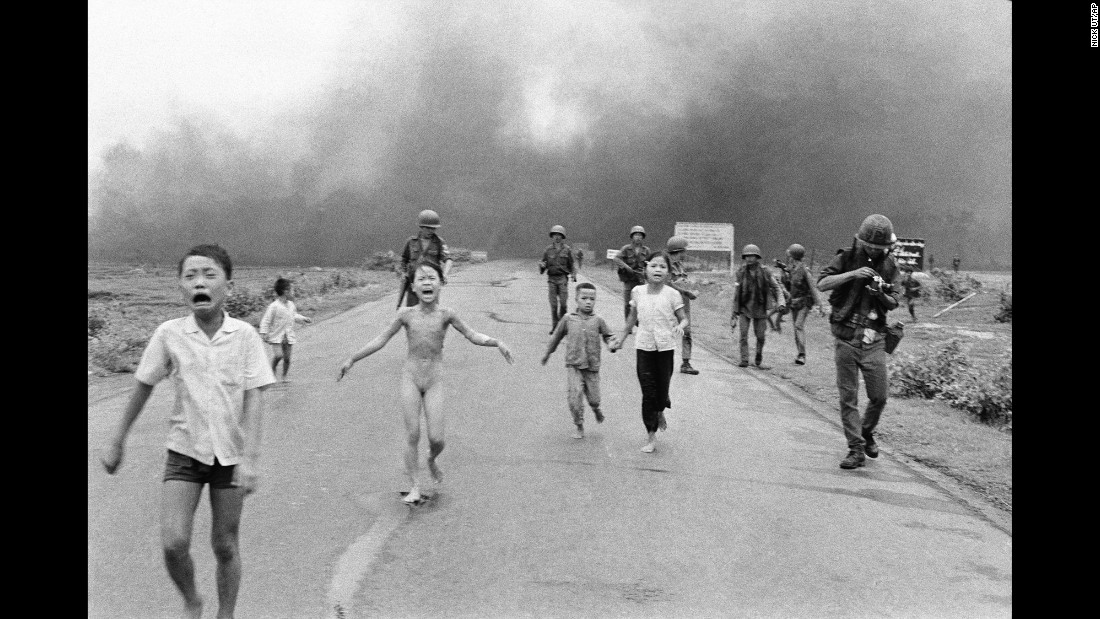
left=88, top=260, right=1011, bottom=618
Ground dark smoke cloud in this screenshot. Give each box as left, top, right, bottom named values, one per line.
left=89, top=0, right=1011, bottom=268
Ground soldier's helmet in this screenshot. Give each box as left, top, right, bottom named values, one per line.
left=741, top=244, right=762, bottom=258
left=549, top=225, right=566, bottom=238
left=630, top=225, right=646, bottom=238
left=786, top=244, right=805, bottom=260
left=666, top=236, right=688, bottom=252
left=855, top=214, right=895, bottom=249
left=417, top=210, right=441, bottom=228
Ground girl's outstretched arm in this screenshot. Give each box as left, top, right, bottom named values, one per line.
left=448, top=311, right=514, bottom=364
left=337, top=314, right=404, bottom=380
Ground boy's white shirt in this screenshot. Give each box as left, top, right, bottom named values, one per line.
left=258, top=298, right=308, bottom=344
left=135, top=313, right=276, bottom=466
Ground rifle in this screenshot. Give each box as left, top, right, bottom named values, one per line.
left=396, top=273, right=411, bottom=310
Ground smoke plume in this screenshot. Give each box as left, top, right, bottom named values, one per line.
left=88, top=0, right=1011, bottom=268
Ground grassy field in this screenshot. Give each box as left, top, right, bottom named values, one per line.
left=582, top=261, right=1011, bottom=523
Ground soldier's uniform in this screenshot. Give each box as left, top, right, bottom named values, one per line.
left=616, top=243, right=651, bottom=320
left=818, top=214, right=903, bottom=470
left=541, top=235, right=574, bottom=332
left=400, top=233, right=450, bottom=306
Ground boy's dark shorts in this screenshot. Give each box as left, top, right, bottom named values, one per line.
left=163, top=450, right=237, bottom=489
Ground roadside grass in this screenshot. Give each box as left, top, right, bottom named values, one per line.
left=582, top=261, right=1011, bottom=516
left=88, top=263, right=402, bottom=377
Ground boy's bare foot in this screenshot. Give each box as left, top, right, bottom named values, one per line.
left=428, top=459, right=444, bottom=484
left=572, top=425, right=584, bottom=439
left=183, top=596, right=203, bottom=619
left=403, top=486, right=422, bottom=503
left=640, top=442, right=655, bottom=453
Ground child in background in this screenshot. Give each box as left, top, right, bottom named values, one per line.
left=259, top=277, right=312, bottom=382
left=610, top=251, right=689, bottom=453
left=541, top=282, right=616, bottom=439
left=337, top=262, right=514, bottom=503
left=101, top=244, right=275, bottom=619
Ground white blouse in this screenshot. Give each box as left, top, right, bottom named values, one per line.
left=630, top=284, right=684, bottom=351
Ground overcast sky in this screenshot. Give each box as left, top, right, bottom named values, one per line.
left=88, top=0, right=369, bottom=169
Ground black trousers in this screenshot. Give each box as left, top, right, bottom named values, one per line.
left=636, top=349, right=674, bottom=433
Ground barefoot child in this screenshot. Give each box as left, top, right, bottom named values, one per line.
left=259, top=277, right=312, bottom=382
left=610, top=251, right=689, bottom=453
left=337, top=262, right=514, bottom=503
left=101, top=244, right=276, bottom=619
left=540, top=282, right=616, bottom=439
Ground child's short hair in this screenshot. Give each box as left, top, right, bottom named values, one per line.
left=178, top=244, right=232, bottom=279
left=274, top=277, right=291, bottom=295
left=415, top=261, right=443, bottom=279
left=576, top=281, right=596, bottom=294
left=645, top=250, right=672, bottom=269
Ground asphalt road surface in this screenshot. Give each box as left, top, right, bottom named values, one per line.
left=88, top=260, right=1011, bottom=619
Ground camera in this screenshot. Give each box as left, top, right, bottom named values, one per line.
left=866, top=275, right=893, bottom=294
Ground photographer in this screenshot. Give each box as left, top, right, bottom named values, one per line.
left=817, top=214, right=902, bottom=470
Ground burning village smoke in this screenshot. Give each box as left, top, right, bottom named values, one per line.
left=88, top=0, right=1011, bottom=268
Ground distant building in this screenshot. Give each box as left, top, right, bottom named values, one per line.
left=892, top=238, right=926, bottom=271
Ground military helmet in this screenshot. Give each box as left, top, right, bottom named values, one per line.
left=786, top=243, right=805, bottom=260
left=417, top=209, right=441, bottom=228
left=666, top=236, right=688, bottom=252
left=549, top=224, right=566, bottom=238
left=741, top=244, right=762, bottom=258
left=630, top=225, right=646, bottom=238
left=855, top=214, right=895, bottom=249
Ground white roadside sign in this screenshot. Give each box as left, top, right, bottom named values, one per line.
left=606, top=249, right=620, bottom=260
left=674, top=222, right=735, bottom=252
left=674, top=222, right=735, bottom=274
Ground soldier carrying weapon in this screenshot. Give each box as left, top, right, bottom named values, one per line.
left=397, top=210, right=453, bottom=308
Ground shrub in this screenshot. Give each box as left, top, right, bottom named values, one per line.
left=930, top=268, right=983, bottom=302
left=88, top=308, right=108, bottom=338
left=943, top=350, right=1012, bottom=427
left=224, top=287, right=269, bottom=319
left=88, top=323, right=151, bottom=374
left=363, top=251, right=399, bottom=271
left=994, top=290, right=1012, bottom=323
left=889, top=339, right=1012, bottom=428
left=890, top=338, right=971, bottom=399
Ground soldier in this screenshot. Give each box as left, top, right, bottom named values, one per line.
left=817, top=214, right=903, bottom=470
left=900, top=265, right=922, bottom=321
left=730, top=244, right=785, bottom=369
left=539, top=225, right=576, bottom=334
left=612, top=226, right=651, bottom=321
left=768, top=259, right=792, bottom=333
left=665, top=235, right=701, bottom=375
left=782, top=244, right=823, bottom=365
left=397, top=210, right=453, bottom=307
